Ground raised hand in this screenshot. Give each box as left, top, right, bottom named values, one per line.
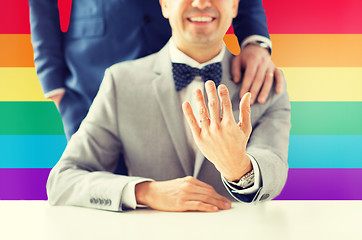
left=182, top=81, right=253, bottom=181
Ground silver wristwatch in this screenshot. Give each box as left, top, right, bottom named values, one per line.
left=229, top=169, right=255, bottom=189
left=244, top=40, right=271, bottom=55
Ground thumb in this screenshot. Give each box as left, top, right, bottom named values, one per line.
left=238, top=92, right=252, bottom=134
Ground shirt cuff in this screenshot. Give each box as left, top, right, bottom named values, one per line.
left=240, top=35, right=272, bottom=51
left=221, top=154, right=261, bottom=195
left=120, top=178, right=154, bottom=210
left=44, top=88, right=66, bottom=99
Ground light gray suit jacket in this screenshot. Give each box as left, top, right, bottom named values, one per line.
left=47, top=42, right=291, bottom=211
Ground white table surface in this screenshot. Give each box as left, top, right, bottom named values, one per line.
left=0, top=200, right=361, bottom=240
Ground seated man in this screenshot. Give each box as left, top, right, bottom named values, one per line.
left=47, top=0, right=291, bottom=212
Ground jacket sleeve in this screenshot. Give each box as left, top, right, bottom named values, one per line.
left=28, top=0, right=67, bottom=95
left=46, top=68, right=151, bottom=211
left=246, top=76, right=291, bottom=202
left=232, top=0, right=270, bottom=45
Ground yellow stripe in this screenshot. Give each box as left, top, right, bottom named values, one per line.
left=1, top=67, right=361, bottom=101
left=0, top=67, right=49, bottom=101
left=282, top=67, right=362, bottom=101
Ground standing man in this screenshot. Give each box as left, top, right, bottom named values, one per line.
left=47, top=0, right=291, bottom=212
left=29, top=0, right=282, bottom=139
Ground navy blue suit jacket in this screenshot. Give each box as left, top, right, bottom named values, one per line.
left=29, top=0, right=269, bottom=138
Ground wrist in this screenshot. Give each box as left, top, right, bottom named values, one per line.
left=135, top=181, right=153, bottom=206
left=223, top=155, right=252, bottom=182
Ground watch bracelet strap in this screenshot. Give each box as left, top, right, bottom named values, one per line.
left=228, top=169, right=255, bottom=189
left=244, top=40, right=271, bottom=55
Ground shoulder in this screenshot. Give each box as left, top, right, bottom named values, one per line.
left=105, top=52, right=160, bottom=89
left=109, top=53, right=157, bottom=76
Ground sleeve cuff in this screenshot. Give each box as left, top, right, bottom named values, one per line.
left=120, top=178, right=154, bottom=210
left=44, top=88, right=66, bottom=99
left=240, top=35, right=272, bottom=51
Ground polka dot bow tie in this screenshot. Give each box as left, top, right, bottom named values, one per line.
left=172, top=62, right=222, bottom=91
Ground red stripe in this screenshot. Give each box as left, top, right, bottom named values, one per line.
left=1, top=0, right=361, bottom=34
left=0, top=0, right=30, bottom=34
left=57, top=0, right=72, bottom=33
left=226, top=25, right=234, bottom=34
left=264, top=0, right=362, bottom=34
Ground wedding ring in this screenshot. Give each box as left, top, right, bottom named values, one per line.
left=267, top=72, right=274, bottom=77
left=199, top=117, right=210, bottom=123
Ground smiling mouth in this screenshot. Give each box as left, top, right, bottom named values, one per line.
left=187, top=16, right=216, bottom=23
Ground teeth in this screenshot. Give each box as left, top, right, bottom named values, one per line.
left=189, top=16, right=213, bottom=22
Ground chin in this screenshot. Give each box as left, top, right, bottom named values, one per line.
left=186, top=32, right=217, bottom=45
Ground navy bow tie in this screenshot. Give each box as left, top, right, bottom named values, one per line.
left=172, top=62, right=222, bottom=91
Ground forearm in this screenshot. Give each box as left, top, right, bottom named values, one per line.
left=47, top=162, right=152, bottom=211
left=29, top=0, right=67, bottom=93
left=245, top=79, right=291, bottom=200
left=232, top=0, right=270, bottom=45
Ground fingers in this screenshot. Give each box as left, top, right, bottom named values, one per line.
left=185, top=83, right=237, bottom=132
left=257, top=68, right=274, bottom=104
left=274, top=68, right=284, bottom=94
left=205, top=81, right=220, bottom=124
left=180, top=177, right=231, bottom=211
left=238, top=92, right=252, bottom=134
left=218, top=84, right=235, bottom=123
left=239, top=61, right=257, bottom=98
left=193, top=88, right=210, bottom=128
left=249, top=63, right=268, bottom=104
left=231, top=54, right=242, bottom=83
left=182, top=101, right=201, bottom=138
left=183, top=201, right=219, bottom=212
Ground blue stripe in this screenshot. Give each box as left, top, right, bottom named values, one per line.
left=288, top=135, right=362, bottom=168
left=0, top=135, right=66, bottom=168
left=0, top=135, right=361, bottom=168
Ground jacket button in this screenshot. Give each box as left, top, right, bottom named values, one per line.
left=260, top=194, right=270, bottom=201
left=100, top=199, right=104, bottom=205
left=94, top=198, right=99, bottom=204
left=90, top=198, right=94, bottom=204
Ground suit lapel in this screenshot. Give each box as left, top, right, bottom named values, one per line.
left=152, top=43, right=194, bottom=176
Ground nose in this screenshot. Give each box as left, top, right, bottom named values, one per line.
left=191, top=0, right=212, bottom=10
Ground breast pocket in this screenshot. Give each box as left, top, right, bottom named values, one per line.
left=66, top=0, right=105, bottom=39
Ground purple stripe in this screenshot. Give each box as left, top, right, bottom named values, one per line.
left=275, top=169, right=362, bottom=200
left=1, top=169, right=362, bottom=200
left=0, top=169, right=50, bottom=200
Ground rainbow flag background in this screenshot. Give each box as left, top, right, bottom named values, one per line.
left=0, top=0, right=361, bottom=200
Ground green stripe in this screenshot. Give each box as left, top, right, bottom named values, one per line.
left=0, top=102, right=64, bottom=135
left=0, top=102, right=361, bottom=135
left=290, top=102, right=362, bottom=135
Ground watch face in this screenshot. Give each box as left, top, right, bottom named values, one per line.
left=240, top=170, right=255, bottom=188
left=241, top=178, right=254, bottom=188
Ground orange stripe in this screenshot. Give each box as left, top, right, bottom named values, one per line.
left=0, top=34, right=34, bottom=67
left=223, top=34, right=240, bottom=56
left=1, top=34, right=362, bottom=67
left=224, top=34, right=362, bottom=67
left=270, top=34, right=362, bottom=67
